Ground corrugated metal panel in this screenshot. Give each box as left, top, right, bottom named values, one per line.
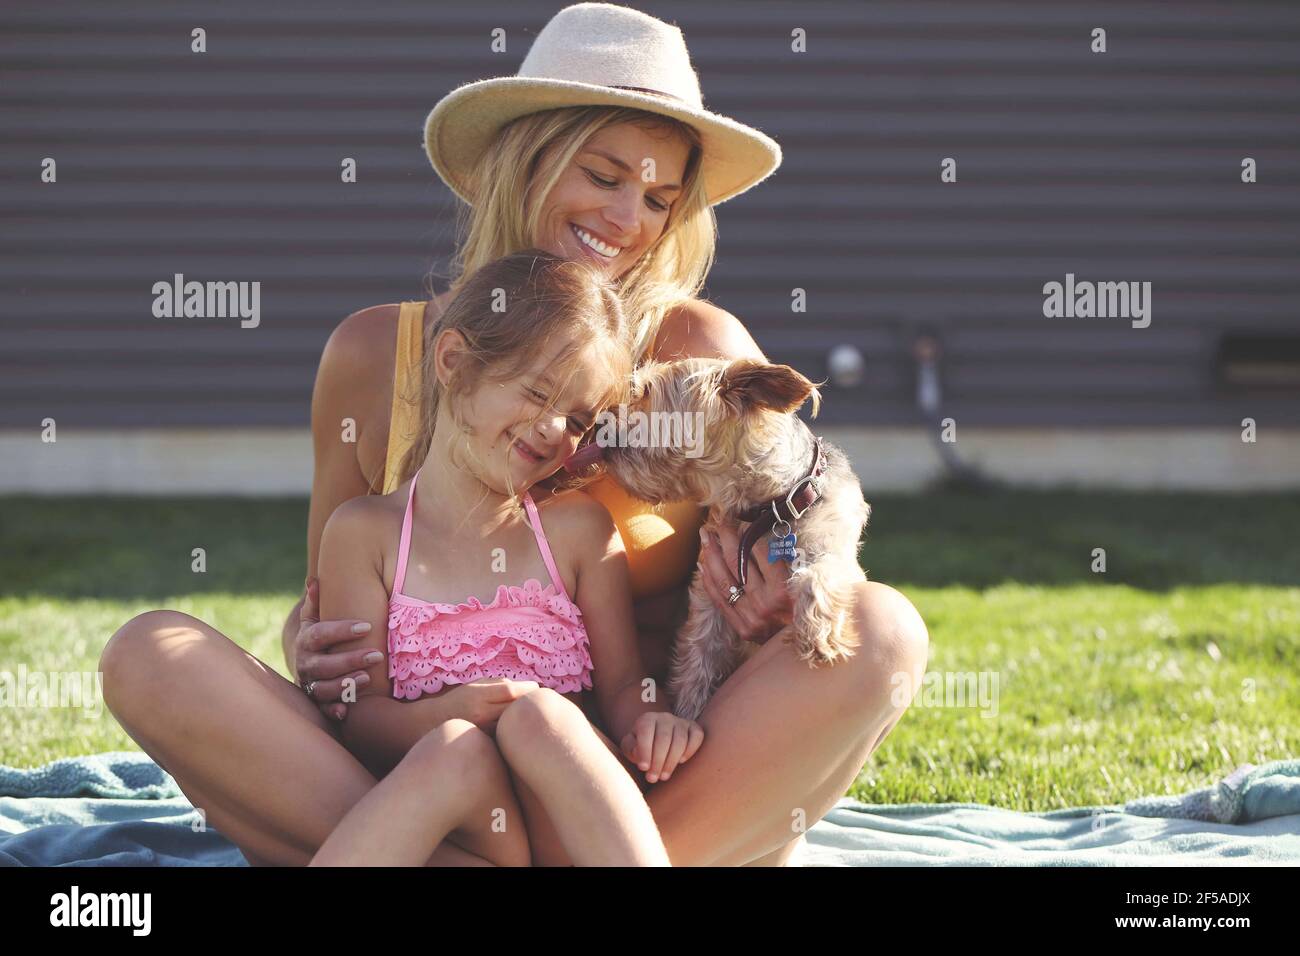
left=2, top=0, right=1298, bottom=429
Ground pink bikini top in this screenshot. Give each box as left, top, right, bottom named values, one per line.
left=386, top=468, right=594, bottom=701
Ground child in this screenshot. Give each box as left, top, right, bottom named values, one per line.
left=308, top=250, right=703, bottom=866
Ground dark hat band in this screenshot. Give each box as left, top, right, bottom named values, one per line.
left=607, top=84, right=686, bottom=103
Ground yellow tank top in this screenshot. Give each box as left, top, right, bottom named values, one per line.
left=382, top=300, right=706, bottom=600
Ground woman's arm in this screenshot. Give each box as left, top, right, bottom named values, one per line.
left=284, top=306, right=394, bottom=690
left=316, top=496, right=452, bottom=777
left=306, top=308, right=392, bottom=584
left=651, top=300, right=796, bottom=645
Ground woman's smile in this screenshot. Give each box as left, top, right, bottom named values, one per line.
left=535, top=122, right=691, bottom=279
left=570, top=222, right=623, bottom=262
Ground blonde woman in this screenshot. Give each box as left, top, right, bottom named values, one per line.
left=101, top=3, right=928, bottom=866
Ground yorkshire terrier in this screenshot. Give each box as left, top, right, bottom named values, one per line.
left=601, top=358, right=872, bottom=721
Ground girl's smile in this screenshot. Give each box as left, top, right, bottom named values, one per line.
left=466, top=343, right=608, bottom=494
left=512, top=436, right=547, bottom=465
left=421, top=253, right=630, bottom=520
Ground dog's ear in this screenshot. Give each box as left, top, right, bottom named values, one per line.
left=718, top=359, right=816, bottom=415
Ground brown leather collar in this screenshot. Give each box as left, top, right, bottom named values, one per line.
left=733, top=436, right=827, bottom=589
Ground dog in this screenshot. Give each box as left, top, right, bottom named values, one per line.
left=602, top=357, right=872, bottom=721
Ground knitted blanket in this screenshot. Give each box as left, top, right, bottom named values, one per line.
left=2, top=752, right=1297, bottom=866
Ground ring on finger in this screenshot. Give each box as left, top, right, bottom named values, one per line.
left=727, top=584, right=744, bottom=606
left=302, top=679, right=318, bottom=698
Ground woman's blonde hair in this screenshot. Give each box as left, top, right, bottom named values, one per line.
left=430, top=105, right=715, bottom=370
left=397, top=249, right=631, bottom=502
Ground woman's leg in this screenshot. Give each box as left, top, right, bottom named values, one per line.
left=506, top=582, right=926, bottom=868
left=494, top=688, right=669, bottom=866
left=645, top=581, right=930, bottom=866
left=310, top=719, right=530, bottom=867
left=99, top=610, right=491, bottom=866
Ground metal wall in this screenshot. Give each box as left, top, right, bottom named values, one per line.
left=3, top=0, right=1298, bottom=428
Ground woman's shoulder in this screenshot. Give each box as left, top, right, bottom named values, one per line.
left=313, top=305, right=404, bottom=422
left=652, top=297, right=767, bottom=363
left=322, top=292, right=449, bottom=368
left=321, top=302, right=410, bottom=372
left=313, top=295, right=451, bottom=482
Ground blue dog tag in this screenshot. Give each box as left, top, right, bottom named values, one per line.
left=768, top=532, right=798, bottom=563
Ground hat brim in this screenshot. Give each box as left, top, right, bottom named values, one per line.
left=424, top=76, right=781, bottom=207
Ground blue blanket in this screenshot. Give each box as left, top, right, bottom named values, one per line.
left=2, top=752, right=1297, bottom=866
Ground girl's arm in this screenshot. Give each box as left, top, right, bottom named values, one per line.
left=317, top=496, right=453, bottom=777
left=565, top=493, right=675, bottom=742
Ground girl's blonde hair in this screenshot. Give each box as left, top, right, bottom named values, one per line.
left=398, top=249, right=631, bottom=501
left=428, top=105, right=715, bottom=372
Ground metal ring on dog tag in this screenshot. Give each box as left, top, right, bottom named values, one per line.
left=768, top=518, right=797, bottom=564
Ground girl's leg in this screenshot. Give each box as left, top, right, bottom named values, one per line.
left=494, top=688, right=669, bottom=866
left=99, top=610, right=491, bottom=866
left=310, top=719, right=530, bottom=867
left=504, top=719, right=648, bottom=867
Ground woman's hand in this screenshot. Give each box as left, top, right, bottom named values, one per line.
left=295, top=577, right=387, bottom=722
left=437, top=679, right=540, bottom=737
left=620, top=711, right=704, bottom=784
left=695, top=520, right=795, bottom=645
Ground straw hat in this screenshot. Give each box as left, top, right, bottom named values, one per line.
left=424, top=2, right=782, bottom=207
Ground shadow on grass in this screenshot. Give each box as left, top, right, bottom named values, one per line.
left=865, top=483, right=1300, bottom=590
left=1, top=487, right=1298, bottom=600
left=1, top=496, right=308, bottom=601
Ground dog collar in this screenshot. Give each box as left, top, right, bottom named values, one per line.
left=732, top=436, right=827, bottom=589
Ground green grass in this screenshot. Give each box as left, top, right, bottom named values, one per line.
left=1, top=488, right=1297, bottom=810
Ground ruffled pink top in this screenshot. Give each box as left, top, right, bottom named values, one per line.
left=387, top=467, right=594, bottom=701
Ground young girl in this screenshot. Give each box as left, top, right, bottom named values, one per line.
left=308, top=250, right=703, bottom=866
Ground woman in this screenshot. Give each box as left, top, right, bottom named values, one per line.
left=100, top=2, right=928, bottom=866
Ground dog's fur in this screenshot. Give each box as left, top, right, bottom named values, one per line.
left=603, top=358, right=871, bottom=721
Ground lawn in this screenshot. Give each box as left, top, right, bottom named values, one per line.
left=1, top=487, right=1296, bottom=810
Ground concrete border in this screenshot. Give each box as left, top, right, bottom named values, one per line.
left=1, top=427, right=1297, bottom=495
